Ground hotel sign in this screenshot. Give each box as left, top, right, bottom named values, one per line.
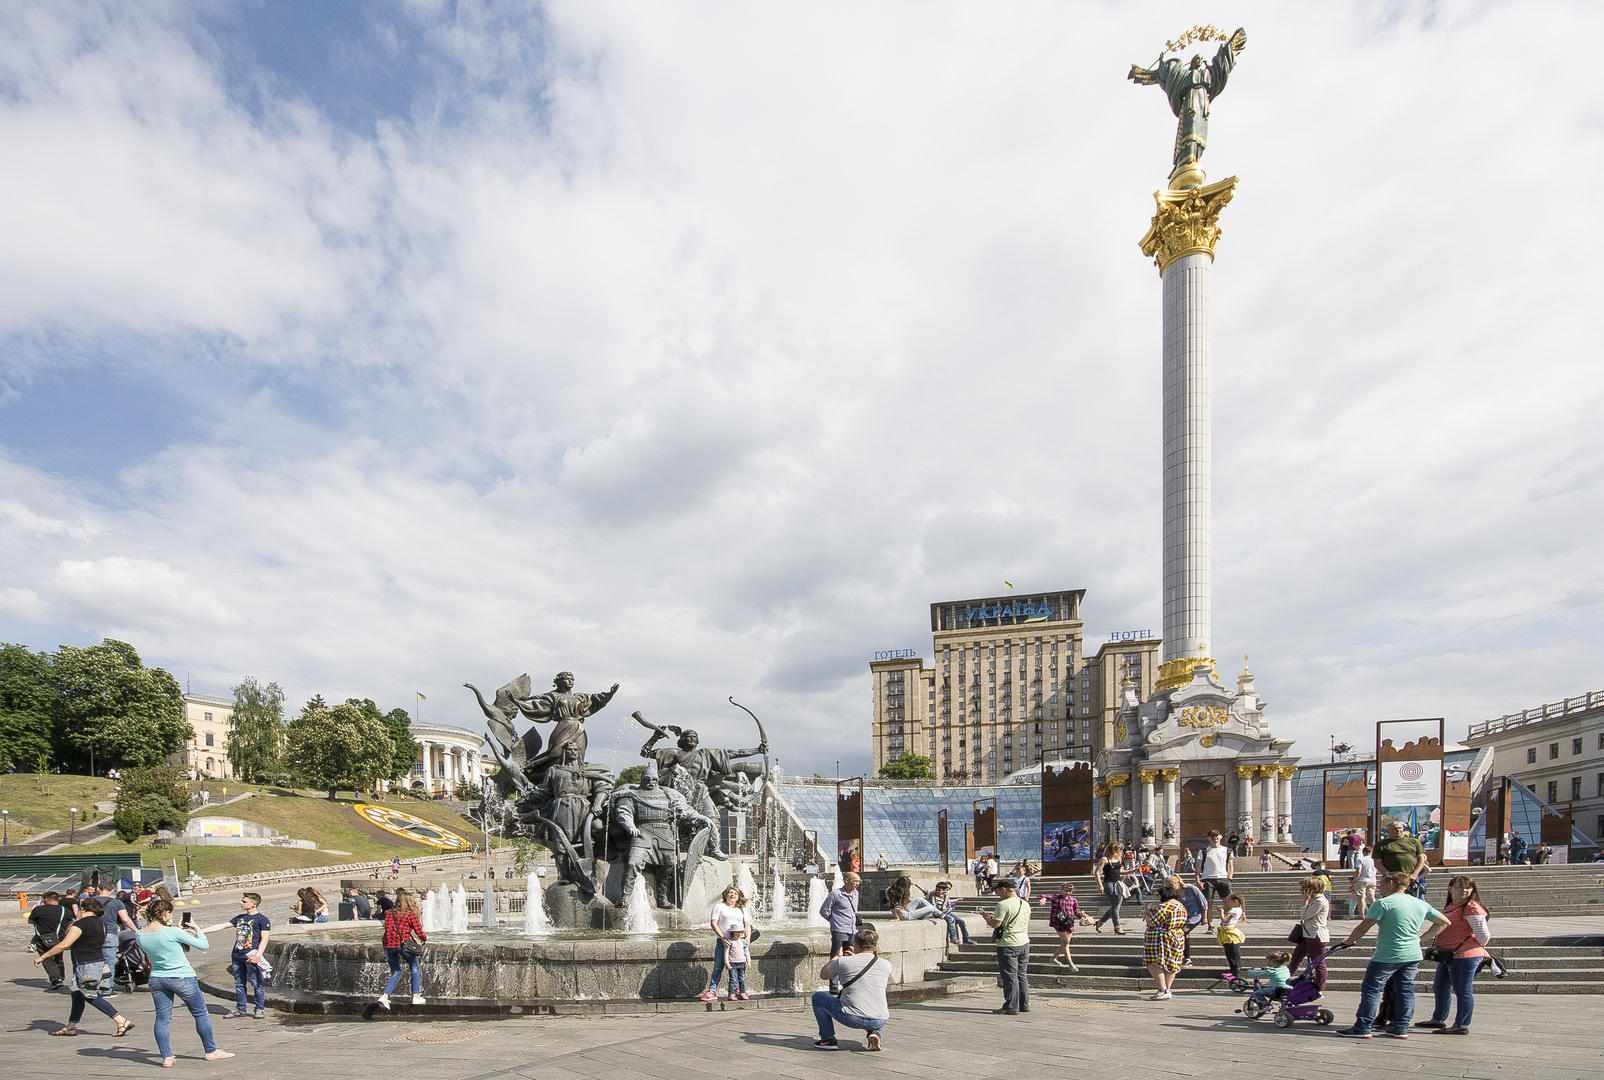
left=873, top=649, right=920, bottom=661
left=964, top=600, right=1053, bottom=623
left=1108, top=629, right=1157, bottom=642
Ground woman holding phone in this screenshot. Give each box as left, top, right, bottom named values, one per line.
left=139, top=899, right=234, bottom=1066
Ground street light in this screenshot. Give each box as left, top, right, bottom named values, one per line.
left=69, top=807, right=78, bottom=845
left=2, top=809, right=8, bottom=845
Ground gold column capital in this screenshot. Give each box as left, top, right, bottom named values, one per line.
left=1106, top=773, right=1131, bottom=787
left=1139, top=176, right=1239, bottom=274
left=1277, top=766, right=1299, bottom=780
left=1256, top=765, right=1279, bottom=777
left=1160, top=769, right=1181, bottom=782
left=1138, top=769, right=1160, bottom=784
left=1233, top=764, right=1257, bottom=779
left=1093, top=783, right=1111, bottom=797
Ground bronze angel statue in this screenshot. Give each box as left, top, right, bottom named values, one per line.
left=1129, top=27, right=1246, bottom=174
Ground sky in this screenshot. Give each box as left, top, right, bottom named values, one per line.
left=2, top=1, right=1602, bottom=779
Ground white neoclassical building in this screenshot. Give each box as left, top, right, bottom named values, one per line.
left=390, top=721, right=487, bottom=796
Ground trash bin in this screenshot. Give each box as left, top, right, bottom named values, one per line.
left=337, top=901, right=356, bottom=921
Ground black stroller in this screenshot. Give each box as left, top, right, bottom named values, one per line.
left=114, top=929, right=152, bottom=992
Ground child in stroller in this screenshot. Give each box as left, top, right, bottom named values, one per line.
left=1236, top=945, right=1344, bottom=1028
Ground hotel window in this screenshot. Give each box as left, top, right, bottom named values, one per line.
left=1527, top=747, right=1538, bottom=764
left=1574, top=738, right=1584, bottom=755
left=1599, top=773, right=1604, bottom=796
left=1572, top=776, right=1582, bottom=800
left=1550, top=743, right=1560, bottom=759
left=1547, top=780, right=1559, bottom=803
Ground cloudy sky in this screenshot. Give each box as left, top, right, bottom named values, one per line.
left=2, top=1, right=1601, bottom=777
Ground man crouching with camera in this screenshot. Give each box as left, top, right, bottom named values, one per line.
left=811, top=926, right=891, bottom=1052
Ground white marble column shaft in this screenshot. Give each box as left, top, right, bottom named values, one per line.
left=1260, top=772, right=1277, bottom=839
left=1160, top=252, right=1213, bottom=665
left=1238, top=771, right=1254, bottom=834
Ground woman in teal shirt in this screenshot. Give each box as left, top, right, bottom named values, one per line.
left=137, top=900, right=235, bottom=1067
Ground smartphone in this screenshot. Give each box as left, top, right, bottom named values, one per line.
left=181, top=911, right=193, bottom=927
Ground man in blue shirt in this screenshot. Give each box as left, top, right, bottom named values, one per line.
left=817, top=871, right=860, bottom=993
left=1336, top=871, right=1450, bottom=1038
left=202, top=893, right=272, bottom=1018
left=96, top=885, right=136, bottom=993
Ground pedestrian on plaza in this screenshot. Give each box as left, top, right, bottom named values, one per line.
left=1016, top=862, right=1035, bottom=901
left=702, top=885, right=754, bottom=1002
left=201, top=892, right=271, bottom=1018
left=1039, top=881, right=1083, bottom=970
left=972, top=856, right=987, bottom=895
left=1093, top=842, right=1128, bottom=934
left=928, top=881, right=973, bottom=944
left=1243, top=950, right=1295, bottom=1010
left=1168, top=875, right=1207, bottom=969
left=1374, top=819, right=1426, bottom=888
left=1258, top=850, right=1272, bottom=872
left=1216, top=894, right=1247, bottom=980
left=983, top=878, right=1030, bottom=1015
left=32, top=897, right=135, bottom=1038
left=377, top=888, right=428, bottom=1009
left=139, top=899, right=235, bottom=1065
left=1336, top=871, right=1451, bottom=1038
left=984, top=854, right=998, bottom=887
left=289, top=887, right=329, bottom=923
left=375, top=889, right=395, bottom=916
left=29, top=891, right=71, bottom=989
left=886, top=877, right=940, bottom=921
left=1289, top=875, right=1331, bottom=992
left=1198, top=830, right=1234, bottom=928
left=1417, top=875, right=1490, bottom=1035
left=1227, top=829, right=1240, bottom=855
left=96, top=884, right=137, bottom=988
left=1142, top=881, right=1187, bottom=1000
left=811, top=926, right=891, bottom=1051
left=818, top=871, right=861, bottom=994
left=875, top=853, right=888, bottom=871
left=1349, top=845, right=1378, bottom=918
left=346, top=887, right=372, bottom=920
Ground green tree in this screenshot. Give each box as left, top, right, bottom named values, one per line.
left=380, top=706, right=420, bottom=782
left=115, top=762, right=191, bottom=833
left=284, top=700, right=394, bottom=799
left=52, top=640, right=187, bottom=769
left=227, top=677, right=285, bottom=783
left=0, top=642, right=57, bottom=771
left=878, top=753, right=934, bottom=781
left=615, top=764, right=646, bottom=786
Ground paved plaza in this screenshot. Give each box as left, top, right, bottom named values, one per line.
left=4, top=877, right=1603, bottom=1080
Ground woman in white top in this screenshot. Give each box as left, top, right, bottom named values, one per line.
left=1288, top=875, right=1330, bottom=992
left=702, top=886, right=754, bottom=1002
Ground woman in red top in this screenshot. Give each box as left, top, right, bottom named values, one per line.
left=378, top=889, right=427, bottom=1010
left=1419, top=875, right=1490, bottom=1034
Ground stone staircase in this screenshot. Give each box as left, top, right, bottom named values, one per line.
left=947, top=864, right=1604, bottom=919
left=928, top=932, right=1604, bottom=994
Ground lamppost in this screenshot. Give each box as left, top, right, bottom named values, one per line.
left=2, top=809, right=8, bottom=845
left=69, top=807, right=78, bottom=845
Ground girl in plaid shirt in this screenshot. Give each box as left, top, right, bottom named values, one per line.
left=378, top=889, right=427, bottom=1009
left=1039, top=882, right=1084, bottom=971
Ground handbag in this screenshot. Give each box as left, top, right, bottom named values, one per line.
left=1287, top=923, right=1306, bottom=944
left=1422, top=945, right=1455, bottom=964
left=401, top=927, right=425, bottom=957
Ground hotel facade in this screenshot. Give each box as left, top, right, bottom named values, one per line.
left=870, top=590, right=1163, bottom=786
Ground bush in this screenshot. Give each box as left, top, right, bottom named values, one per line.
left=124, top=794, right=187, bottom=833
left=116, top=763, right=191, bottom=834
left=113, top=808, right=147, bottom=844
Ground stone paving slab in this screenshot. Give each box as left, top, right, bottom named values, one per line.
left=6, top=942, right=1604, bottom=1080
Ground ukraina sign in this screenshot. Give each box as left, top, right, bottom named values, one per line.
left=355, top=804, right=471, bottom=851
left=963, top=600, right=1053, bottom=622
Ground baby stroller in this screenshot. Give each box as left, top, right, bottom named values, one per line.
left=1235, top=944, right=1345, bottom=1029
left=114, top=930, right=152, bottom=993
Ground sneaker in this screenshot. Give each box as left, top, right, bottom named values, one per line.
left=1382, top=1031, right=1409, bottom=1039
left=253, top=1009, right=266, bottom=1019
left=411, top=995, right=427, bottom=1005
left=376, top=995, right=390, bottom=1011
left=812, top=1039, right=839, bottom=1051
left=229, top=1010, right=249, bottom=1019
left=866, top=1032, right=882, bottom=1052
left=1148, top=991, right=1171, bottom=1000
left=699, top=989, right=718, bottom=1002
left=1337, top=1028, right=1373, bottom=1039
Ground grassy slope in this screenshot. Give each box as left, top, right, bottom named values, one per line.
left=42, top=791, right=493, bottom=877
left=0, top=775, right=120, bottom=840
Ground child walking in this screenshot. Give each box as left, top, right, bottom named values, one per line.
left=1244, top=950, right=1294, bottom=1010
left=1216, top=894, right=1247, bottom=982
left=725, top=928, right=750, bottom=1000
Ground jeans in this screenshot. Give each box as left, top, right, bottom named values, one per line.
left=383, top=947, right=421, bottom=995
left=101, top=940, right=118, bottom=985
left=708, top=939, right=729, bottom=990
left=727, top=962, right=747, bottom=994
left=1352, top=959, right=1419, bottom=1034
left=1096, top=884, right=1123, bottom=930
left=149, top=975, right=217, bottom=1058
left=811, top=990, right=885, bottom=1041
left=232, top=958, right=265, bottom=1011
left=903, top=898, right=940, bottom=920
left=827, top=933, right=854, bottom=992
left=943, top=912, right=973, bottom=944
left=1429, top=957, right=1479, bottom=1028
left=996, top=943, right=1030, bottom=1012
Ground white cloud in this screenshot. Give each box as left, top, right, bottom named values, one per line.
left=0, top=3, right=1602, bottom=774
left=0, top=587, right=49, bottom=622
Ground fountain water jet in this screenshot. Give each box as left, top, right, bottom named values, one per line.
left=420, top=889, right=439, bottom=933
left=734, top=862, right=760, bottom=907
left=806, top=876, right=828, bottom=927
left=523, top=873, right=550, bottom=934
left=481, top=880, right=498, bottom=927
left=450, top=884, right=470, bottom=934
left=831, top=866, right=844, bottom=892
left=769, top=866, right=788, bottom=922
left=623, top=874, right=660, bottom=934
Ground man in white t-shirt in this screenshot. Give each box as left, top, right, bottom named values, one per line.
left=1349, top=846, right=1378, bottom=918
left=811, top=927, right=892, bottom=1052
left=1198, top=830, right=1234, bottom=929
